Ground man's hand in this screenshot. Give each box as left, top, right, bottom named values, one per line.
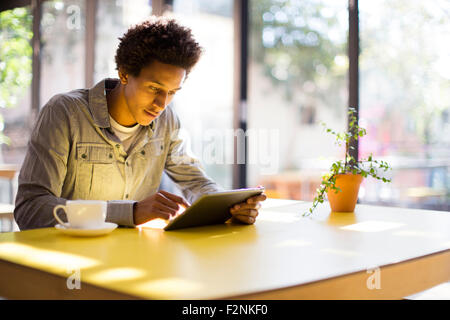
left=133, top=190, right=190, bottom=225
left=229, top=192, right=267, bottom=225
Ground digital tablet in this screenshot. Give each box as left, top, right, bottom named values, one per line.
left=164, top=187, right=265, bottom=231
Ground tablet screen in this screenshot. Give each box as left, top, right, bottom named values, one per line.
left=164, top=187, right=264, bottom=231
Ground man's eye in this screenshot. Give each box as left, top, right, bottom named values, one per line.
left=168, top=91, right=176, bottom=96
left=149, top=86, right=159, bottom=92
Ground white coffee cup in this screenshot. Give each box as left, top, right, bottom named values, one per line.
left=53, top=200, right=107, bottom=229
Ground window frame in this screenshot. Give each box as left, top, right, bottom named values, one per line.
left=3, top=0, right=361, bottom=188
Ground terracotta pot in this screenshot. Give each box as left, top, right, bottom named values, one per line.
left=326, top=173, right=363, bottom=212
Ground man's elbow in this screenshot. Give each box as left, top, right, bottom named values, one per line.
left=13, top=204, right=31, bottom=231
left=13, top=200, right=48, bottom=230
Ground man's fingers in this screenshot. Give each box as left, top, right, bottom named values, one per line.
left=154, top=210, right=172, bottom=221
left=155, top=192, right=180, bottom=210
left=154, top=202, right=178, bottom=216
left=233, top=214, right=256, bottom=224
left=231, top=202, right=261, bottom=212
left=160, top=190, right=191, bottom=208
left=247, top=193, right=267, bottom=204
left=227, top=187, right=266, bottom=225
left=231, top=209, right=258, bottom=218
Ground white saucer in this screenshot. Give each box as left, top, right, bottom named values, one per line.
left=55, top=222, right=118, bottom=237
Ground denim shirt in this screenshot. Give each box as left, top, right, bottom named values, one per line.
left=14, top=78, right=221, bottom=230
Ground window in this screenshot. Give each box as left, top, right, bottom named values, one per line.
left=94, top=0, right=152, bottom=83
left=1, top=0, right=448, bottom=211
left=248, top=0, right=348, bottom=200
left=1, top=6, right=32, bottom=165
left=0, top=5, right=33, bottom=202
left=359, top=0, right=450, bottom=210
left=40, top=0, right=86, bottom=105
left=166, top=0, right=234, bottom=189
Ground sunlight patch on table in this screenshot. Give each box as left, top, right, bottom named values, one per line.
left=392, top=230, right=445, bottom=239
left=321, top=248, right=359, bottom=257
left=0, top=242, right=98, bottom=269
left=209, top=231, right=238, bottom=239
left=90, top=267, right=148, bottom=282
left=340, top=221, right=404, bottom=233
left=134, top=277, right=203, bottom=298
left=274, top=239, right=312, bottom=248
left=138, top=218, right=168, bottom=229
left=405, top=281, right=450, bottom=300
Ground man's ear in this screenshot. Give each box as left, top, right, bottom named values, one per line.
left=118, top=69, right=128, bottom=84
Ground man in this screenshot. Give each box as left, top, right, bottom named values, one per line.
left=14, top=17, right=266, bottom=230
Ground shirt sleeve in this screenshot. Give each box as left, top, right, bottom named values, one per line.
left=14, top=96, right=137, bottom=230
left=14, top=95, right=72, bottom=230
left=163, top=108, right=224, bottom=204
left=106, top=200, right=137, bottom=227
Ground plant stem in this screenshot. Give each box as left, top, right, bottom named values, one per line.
left=345, top=140, right=349, bottom=171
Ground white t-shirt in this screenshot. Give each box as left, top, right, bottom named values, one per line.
left=109, top=115, right=141, bottom=152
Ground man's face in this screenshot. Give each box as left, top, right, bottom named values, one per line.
left=121, top=60, right=186, bottom=126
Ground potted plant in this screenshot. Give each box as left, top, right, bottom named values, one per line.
left=305, top=107, right=392, bottom=216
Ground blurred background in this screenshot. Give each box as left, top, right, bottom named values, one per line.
left=0, top=0, right=449, bottom=222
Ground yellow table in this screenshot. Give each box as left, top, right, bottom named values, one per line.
left=0, top=199, right=449, bottom=299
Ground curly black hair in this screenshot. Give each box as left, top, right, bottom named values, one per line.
left=115, top=16, right=203, bottom=77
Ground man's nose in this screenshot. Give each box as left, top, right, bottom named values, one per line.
left=153, top=92, right=168, bottom=110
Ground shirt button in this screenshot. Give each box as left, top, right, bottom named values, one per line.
left=125, top=194, right=129, bottom=199
left=109, top=153, right=113, bottom=159
left=81, top=154, right=87, bottom=159
left=116, top=144, right=120, bottom=148
left=141, top=150, right=145, bottom=156
left=126, top=162, right=130, bottom=167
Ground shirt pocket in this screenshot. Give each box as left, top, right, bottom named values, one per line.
left=77, top=143, right=114, bottom=163
left=144, top=138, right=165, bottom=157
left=138, top=138, right=166, bottom=158
left=75, top=143, right=123, bottom=200
left=134, top=138, right=166, bottom=194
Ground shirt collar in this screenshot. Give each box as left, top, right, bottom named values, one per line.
left=88, top=78, right=155, bottom=133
